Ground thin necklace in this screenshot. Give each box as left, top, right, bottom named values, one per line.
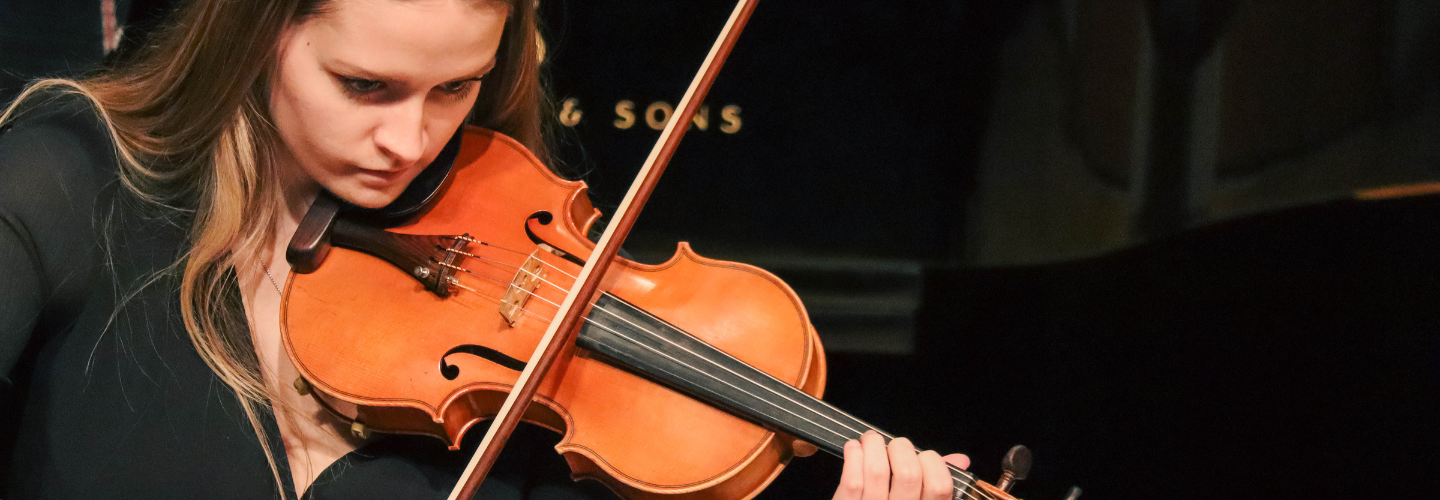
left=261, top=263, right=285, bottom=296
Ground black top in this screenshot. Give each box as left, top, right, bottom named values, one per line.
left=0, top=93, right=611, bottom=500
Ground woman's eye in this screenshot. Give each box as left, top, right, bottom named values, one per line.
left=439, top=79, right=476, bottom=95
left=340, top=77, right=384, bottom=96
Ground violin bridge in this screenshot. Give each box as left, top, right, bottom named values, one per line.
left=499, top=252, right=546, bottom=327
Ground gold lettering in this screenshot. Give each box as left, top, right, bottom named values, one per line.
left=646, top=101, right=674, bottom=130
left=720, top=105, right=742, bottom=134
left=558, top=98, right=582, bottom=127
left=692, top=104, right=709, bottom=131
left=613, top=100, right=636, bottom=129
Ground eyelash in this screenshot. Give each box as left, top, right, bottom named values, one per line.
left=339, top=77, right=384, bottom=98
left=438, top=79, right=479, bottom=100
left=337, top=76, right=478, bottom=101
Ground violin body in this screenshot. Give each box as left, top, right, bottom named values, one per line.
left=283, top=127, right=827, bottom=499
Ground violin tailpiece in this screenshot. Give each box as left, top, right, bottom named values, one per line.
left=326, top=218, right=471, bottom=297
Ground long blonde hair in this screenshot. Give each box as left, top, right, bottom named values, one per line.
left=0, top=0, right=547, bottom=495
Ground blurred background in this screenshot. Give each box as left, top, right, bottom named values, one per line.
left=4, top=0, right=1438, bottom=498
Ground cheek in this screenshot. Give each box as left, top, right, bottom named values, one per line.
left=271, top=63, right=371, bottom=179
left=421, top=100, right=469, bottom=147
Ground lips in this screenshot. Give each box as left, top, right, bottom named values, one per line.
left=355, top=166, right=408, bottom=186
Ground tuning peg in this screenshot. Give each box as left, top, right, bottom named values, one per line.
left=995, top=444, right=1031, bottom=493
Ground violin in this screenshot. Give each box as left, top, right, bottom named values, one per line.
left=279, top=1, right=1044, bottom=499
left=282, top=125, right=1030, bottom=500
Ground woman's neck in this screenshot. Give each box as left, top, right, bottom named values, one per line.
left=272, top=153, right=322, bottom=265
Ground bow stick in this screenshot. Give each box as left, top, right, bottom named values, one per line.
left=447, top=1, right=761, bottom=498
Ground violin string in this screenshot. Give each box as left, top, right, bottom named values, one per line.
left=564, top=302, right=986, bottom=500
left=447, top=235, right=579, bottom=280
left=443, top=264, right=887, bottom=447
left=455, top=251, right=576, bottom=300
left=449, top=280, right=480, bottom=294
left=436, top=238, right=618, bottom=316
left=451, top=287, right=566, bottom=324
left=437, top=289, right=984, bottom=500
left=429, top=242, right=579, bottom=310
left=442, top=268, right=983, bottom=499
left=446, top=266, right=502, bottom=287
left=459, top=251, right=985, bottom=495
left=446, top=235, right=530, bottom=257
left=434, top=241, right=984, bottom=498
left=580, top=297, right=983, bottom=496
left=486, top=259, right=919, bottom=448
left=440, top=246, right=549, bottom=278
left=440, top=261, right=568, bottom=312
left=436, top=293, right=984, bottom=500
left=441, top=252, right=918, bottom=448
left=589, top=297, right=883, bottom=437
left=588, top=292, right=979, bottom=484
left=598, top=298, right=980, bottom=483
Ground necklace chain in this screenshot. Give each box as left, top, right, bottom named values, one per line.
left=261, top=264, right=284, bottom=296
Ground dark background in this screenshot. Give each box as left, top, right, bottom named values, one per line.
left=4, top=1, right=1439, bottom=499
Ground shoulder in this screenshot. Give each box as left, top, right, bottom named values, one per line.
left=0, top=88, right=118, bottom=194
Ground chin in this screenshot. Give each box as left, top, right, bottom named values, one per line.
left=333, top=188, right=404, bottom=209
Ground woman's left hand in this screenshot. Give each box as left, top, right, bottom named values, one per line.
left=832, top=430, right=971, bottom=500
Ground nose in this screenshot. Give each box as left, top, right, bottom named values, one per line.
left=373, top=98, right=429, bottom=167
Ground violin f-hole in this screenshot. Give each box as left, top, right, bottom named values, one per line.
left=439, top=345, right=527, bottom=380
left=525, top=211, right=586, bottom=266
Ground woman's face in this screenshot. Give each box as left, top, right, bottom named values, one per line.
left=270, top=0, right=509, bottom=208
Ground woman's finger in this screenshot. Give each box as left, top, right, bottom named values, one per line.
left=918, top=450, right=952, bottom=500
left=833, top=439, right=865, bottom=500
left=886, top=437, right=922, bottom=500
left=943, top=453, right=970, bottom=471
left=861, top=431, right=891, bottom=500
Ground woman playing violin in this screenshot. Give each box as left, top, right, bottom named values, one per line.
left=0, top=0, right=967, bottom=498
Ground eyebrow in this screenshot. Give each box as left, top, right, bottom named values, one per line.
left=328, top=58, right=497, bottom=84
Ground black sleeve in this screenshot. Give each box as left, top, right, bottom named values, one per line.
left=0, top=97, right=111, bottom=385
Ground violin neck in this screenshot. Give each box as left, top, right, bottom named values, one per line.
left=576, top=293, right=982, bottom=498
